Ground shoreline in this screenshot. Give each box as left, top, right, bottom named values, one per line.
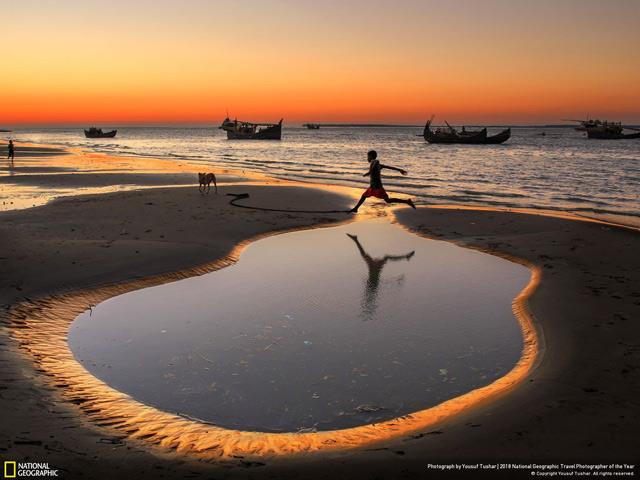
left=3, top=138, right=639, bottom=229
left=1, top=143, right=638, bottom=478
left=0, top=140, right=274, bottom=212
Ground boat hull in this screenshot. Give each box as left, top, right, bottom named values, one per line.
left=221, top=119, right=282, bottom=140
left=84, top=130, right=117, bottom=138
left=225, top=125, right=281, bottom=140
left=586, top=130, right=640, bottom=140
left=423, top=120, right=510, bottom=144
left=483, top=128, right=512, bottom=144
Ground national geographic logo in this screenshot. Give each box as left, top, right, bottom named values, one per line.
left=3, top=462, right=15, bottom=478
left=3, top=462, right=59, bottom=477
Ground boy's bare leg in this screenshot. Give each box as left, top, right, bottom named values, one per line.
left=350, top=195, right=367, bottom=213
left=385, top=197, right=416, bottom=208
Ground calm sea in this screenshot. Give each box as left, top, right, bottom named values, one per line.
left=12, top=125, right=640, bottom=225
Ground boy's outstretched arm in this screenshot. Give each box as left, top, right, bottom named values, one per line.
left=381, top=164, right=407, bottom=175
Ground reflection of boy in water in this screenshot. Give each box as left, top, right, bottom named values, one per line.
left=350, top=150, right=416, bottom=213
left=347, top=233, right=415, bottom=319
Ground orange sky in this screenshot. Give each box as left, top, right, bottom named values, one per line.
left=2, top=0, right=639, bottom=125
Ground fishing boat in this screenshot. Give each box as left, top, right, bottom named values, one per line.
left=84, top=127, right=117, bottom=138
left=303, top=123, right=320, bottom=129
left=586, top=123, right=640, bottom=140
left=423, top=118, right=510, bottom=144
left=219, top=117, right=282, bottom=140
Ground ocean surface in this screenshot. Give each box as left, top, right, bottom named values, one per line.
left=11, top=125, right=640, bottom=225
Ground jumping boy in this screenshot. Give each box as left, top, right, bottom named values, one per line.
left=349, top=150, right=416, bottom=213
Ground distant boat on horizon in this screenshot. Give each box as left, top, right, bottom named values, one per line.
left=219, top=117, right=282, bottom=140
left=303, top=123, right=320, bottom=129
left=423, top=117, right=511, bottom=144
left=84, top=127, right=117, bottom=138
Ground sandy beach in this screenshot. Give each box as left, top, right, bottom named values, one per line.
left=1, top=144, right=639, bottom=479
left=4, top=1, right=639, bottom=477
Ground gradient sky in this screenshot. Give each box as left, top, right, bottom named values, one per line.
left=3, top=0, right=639, bottom=125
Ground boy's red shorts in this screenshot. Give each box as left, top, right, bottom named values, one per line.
left=362, top=187, right=389, bottom=200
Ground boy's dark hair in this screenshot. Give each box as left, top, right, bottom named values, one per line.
left=367, top=150, right=377, bottom=159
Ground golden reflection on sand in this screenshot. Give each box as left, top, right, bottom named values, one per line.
left=7, top=218, right=540, bottom=461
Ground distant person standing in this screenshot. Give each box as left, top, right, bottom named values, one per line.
left=349, top=150, right=416, bottom=213
left=7, top=139, right=14, bottom=163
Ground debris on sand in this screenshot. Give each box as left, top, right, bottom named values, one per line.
left=355, top=404, right=386, bottom=414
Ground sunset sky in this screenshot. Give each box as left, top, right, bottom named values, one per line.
left=3, top=0, right=639, bottom=125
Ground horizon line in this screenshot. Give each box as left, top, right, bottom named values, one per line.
left=3, top=122, right=640, bottom=129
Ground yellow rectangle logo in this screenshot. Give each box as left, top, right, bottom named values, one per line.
left=4, top=461, right=17, bottom=478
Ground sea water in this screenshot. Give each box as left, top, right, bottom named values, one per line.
left=9, top=125, right=639, bottom=226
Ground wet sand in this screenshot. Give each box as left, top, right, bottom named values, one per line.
left=1, top=146, right=638, bottom=479
left=0, top=140, right=257, bottom=210
left=1, top=141, right=66, bottom=157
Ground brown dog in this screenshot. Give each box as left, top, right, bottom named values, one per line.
left=198, top=172, right=217, bottom=194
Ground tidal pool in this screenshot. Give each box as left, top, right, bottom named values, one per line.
left=68, top=220, right=530, bottom=433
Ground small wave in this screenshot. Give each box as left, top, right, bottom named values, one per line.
left=383, top=181, right=433, bottom=190
left=308, top=168, right=360, bottom=176
left=568, top=206, right=640, bottom=218
left=456, top=189, right=526, bottom=198
left=550, top=195, right=611, bottom=207
left=248, top=158, right=326, bottom=168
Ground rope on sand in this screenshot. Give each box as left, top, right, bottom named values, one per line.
left=226, top=193, right=350, bottom=214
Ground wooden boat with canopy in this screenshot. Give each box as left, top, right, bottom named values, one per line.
left=84, top=127, right=117, bottom=138
left=585, top=122, right=640, bottom=140
left=219, top=117, right=283, bottom=140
